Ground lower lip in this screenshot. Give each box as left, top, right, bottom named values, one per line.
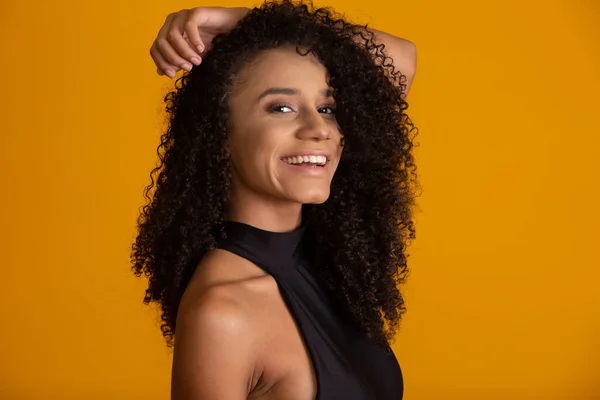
left=281, top=160, right=329, bottom=175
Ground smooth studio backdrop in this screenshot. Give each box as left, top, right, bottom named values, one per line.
left=1, top=0, right=599, bottom=398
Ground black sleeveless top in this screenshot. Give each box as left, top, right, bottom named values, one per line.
left=217, top=220, right=403, bottom=400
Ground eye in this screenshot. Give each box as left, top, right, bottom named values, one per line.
left=318, top=106, right=336, bottom=115
left=269, top=104, right=294, bottom=113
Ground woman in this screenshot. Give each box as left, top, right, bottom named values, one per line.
left=132, top=1, right=419, bottom=398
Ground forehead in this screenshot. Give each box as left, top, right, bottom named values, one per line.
left=232, top=46, right=330, bottom=97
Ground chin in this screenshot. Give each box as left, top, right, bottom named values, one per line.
left=303, top=196, right=329, bottom=205
left=296, top=188, right=330, bottom=204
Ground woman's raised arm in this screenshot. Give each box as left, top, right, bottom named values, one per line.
left=370, top=29, right=417, bottom=95
left=150, top=6, right=416, bottom=94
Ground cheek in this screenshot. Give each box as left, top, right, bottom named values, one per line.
left=229, top=130, right=280, bottom=178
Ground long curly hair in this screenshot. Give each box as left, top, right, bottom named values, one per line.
left=131, top=0, right=420, bottom=348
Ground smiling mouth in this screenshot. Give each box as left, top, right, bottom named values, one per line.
left=281, top=155, right=328, bottom=167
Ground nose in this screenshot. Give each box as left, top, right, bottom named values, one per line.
left=295, top=108, right=331, bottom=141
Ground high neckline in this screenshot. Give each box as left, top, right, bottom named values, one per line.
left=219, top=220, right=308, bottom=267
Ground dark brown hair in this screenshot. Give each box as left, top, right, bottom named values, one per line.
left=131, top=0, right=420, bottom=347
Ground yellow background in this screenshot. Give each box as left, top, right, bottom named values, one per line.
left=1, top=0, right=599, bottom=398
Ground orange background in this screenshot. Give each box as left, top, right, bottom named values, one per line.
left=1, top=0, right=599, bottom=398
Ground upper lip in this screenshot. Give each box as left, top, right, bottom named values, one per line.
left=280, top=150, right=331, bottom=160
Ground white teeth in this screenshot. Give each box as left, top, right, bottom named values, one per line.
left=282, top=155, right=328, bottom=166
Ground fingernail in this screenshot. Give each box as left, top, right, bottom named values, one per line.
left=197, top=45, right=204, bottom=53
left=190, top=57, right=201, bottom=66
left=181, top=63, right=193, bottom=72
left=166, top=70, right=175, bottom=79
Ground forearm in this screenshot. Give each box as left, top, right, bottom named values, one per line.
left=213, top=8, right=417, bottom=95
left=370, top=29, right=417, bottom=96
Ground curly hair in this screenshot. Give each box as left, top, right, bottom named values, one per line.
left=131, top=0, right=420, bottom=348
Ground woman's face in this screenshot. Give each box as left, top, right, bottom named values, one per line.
left=227, top=46, right=344, bottom=205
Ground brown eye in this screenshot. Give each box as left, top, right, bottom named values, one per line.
left=269, top=104, right=294, bottom=113
left=319, top=106, right=336, bottom=115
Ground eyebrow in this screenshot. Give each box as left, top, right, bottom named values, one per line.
left=257, top=87, right=334, bottom=101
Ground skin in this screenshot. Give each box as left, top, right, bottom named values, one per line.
left=151, top=7, right=417, bottom=400
left=226, top=47, right=344, bottom=232
left=172, top=48, right=336, bottom=400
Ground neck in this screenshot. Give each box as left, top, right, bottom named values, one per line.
left=226, top=183, right=302, bottom=233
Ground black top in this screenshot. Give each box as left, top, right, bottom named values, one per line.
left=217, top=220, right=403, bottom=400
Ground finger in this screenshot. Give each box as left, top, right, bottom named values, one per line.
left=152, top=13, right=181, bottom=76
left=185, top=8, right=210, bottom=53
left=155, top=12, right=195, bottom=72
left=155, top=12, right=177, bottom=53
left=155, top=38, right=194, bottom=72
left=184, top=36, right=203, bottom=63
left=164, top=12, right=204, bottom=64
left=183, top=31, right=205, bottom=57
left=164, top=11, right=202, bottom=68
left=150, top=42, right=178, bottom=78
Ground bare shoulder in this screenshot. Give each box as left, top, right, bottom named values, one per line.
left=187, top=248, right=271, bottom=293
left=172, top=251, right=271, bottom=399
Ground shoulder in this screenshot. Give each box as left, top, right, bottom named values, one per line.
left=188, top=248, right=271, bottom=293
left=177, top=248, right=271, bottom=345
left=178, top=283, right=253, bottom=333
left=172, top=252, right=269, bottom=398
left=172, top=285, right=260, bottom=398
left=175, top=282, right=258, bottom=362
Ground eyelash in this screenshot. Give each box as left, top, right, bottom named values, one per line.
left=269, top=103, right=337, bottom=115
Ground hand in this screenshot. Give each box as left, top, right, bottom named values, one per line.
left=150, top=6, right=249, bottom=78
